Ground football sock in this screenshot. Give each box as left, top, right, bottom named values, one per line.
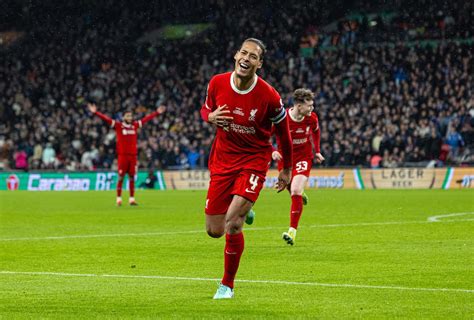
left=222, top=232, right=244, bottom=289
left=129, top=178, right=135, bottom=197
left=290, top=195, right=303, bottom=229
left=117, top=179, right=123, bottom=197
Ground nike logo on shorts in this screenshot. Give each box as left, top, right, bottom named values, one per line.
left=245, top=188, right=256, bottom=194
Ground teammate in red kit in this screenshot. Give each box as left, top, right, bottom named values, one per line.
left=272, top=88, right=324, bottom=245
left=87, top=103, right=166, bottom=206
left=201, top=38, right=293, bottom=299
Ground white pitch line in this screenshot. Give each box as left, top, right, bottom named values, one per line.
left=427, top=212, right=474, bottom=222
left=0, top=270, right=472, bottom=294
left=0, top=226, right=276, bottom=241
left=0, top=230, right=204, bottom=241
left=1, top=218, right=473, bottom=242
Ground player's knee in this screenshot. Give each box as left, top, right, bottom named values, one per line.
left=207, top=227, right=224, bottom=238
left=225, top=220, right=242, bottom=234
left=291, top=189, right=304, bottom=196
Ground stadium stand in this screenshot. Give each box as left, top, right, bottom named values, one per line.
left=0, top=0, right=472, bottom=171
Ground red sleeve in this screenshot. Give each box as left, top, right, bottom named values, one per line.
left=311, top=113, right=321, bottom=153
left=271, top=126, right=279, bottom=152
left=268, top=88, right=286, bottom=124
left=274, top=115, right=292, bottom=169
left=201, top=79, right=216, bottom=122
left=94, top=111, right=115, bottom=127
left=201, top=105, right=211, bottom=122
left=137, top=110, right=161, bottom=128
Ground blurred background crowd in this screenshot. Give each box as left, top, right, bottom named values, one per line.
left=0, top=0, right=472, bottom=171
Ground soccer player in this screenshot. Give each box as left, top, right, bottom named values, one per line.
left=272, top=88, right=324, bottom=245
left=201, top=38, right=293, bottom=299
left=87, top=103, right=166, bottom=206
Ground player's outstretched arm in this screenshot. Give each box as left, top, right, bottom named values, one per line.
left=87, top=103, right=97, bottom=114
left=139, top=105, right=166, bottom=126
left=88, top=103, right=114, bottom=126
left=274, top=117, right=293, bottom=192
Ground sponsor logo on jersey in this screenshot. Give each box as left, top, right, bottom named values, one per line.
left=230, top=123, right=256, bottom=134
left=6, top=174, right=19, bottom=191
left=248, top=108, right=258, bottom=121
left=293, top=138, right=308, bottom=145
left=122, top=129, right=136, bottom=135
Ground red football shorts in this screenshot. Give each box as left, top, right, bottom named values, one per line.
left=278, top=158, right=313, bottom=179
left=205, top=170, right=266, bottom=215
left=118, top=154, right=137, bottom=176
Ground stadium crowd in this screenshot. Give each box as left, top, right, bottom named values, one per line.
left=0, top=0, right=472, bottom=171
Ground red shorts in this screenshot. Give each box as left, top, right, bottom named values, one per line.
left=205, top=170, right=266, bottom=215
left=118, top=155, right=137, bottom=176
left=278, top=158, right=313, bottom=178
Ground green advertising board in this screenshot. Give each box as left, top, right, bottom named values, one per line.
left=0, top=171, right=166, bottom=191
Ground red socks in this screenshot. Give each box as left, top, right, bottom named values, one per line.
left=129, top=178, right=135, bottom=197
left=290, top=195, right=303, bottom=229
left=222, top=232, right=244, bottom=289
left=117, top=179, right=123, bottom=197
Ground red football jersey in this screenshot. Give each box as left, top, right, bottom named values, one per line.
left=201, top=72, right=287, bottom=174
left=276, top=109, right=320, bottom=162
left=94, top=111, right=160, bottom=155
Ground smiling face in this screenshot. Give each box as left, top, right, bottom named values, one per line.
left=296, top=99, right=314, bottom=117
left=234, top=41, right=263, bottom=79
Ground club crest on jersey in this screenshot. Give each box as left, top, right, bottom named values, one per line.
left=249, top=109, right=258, bottom=121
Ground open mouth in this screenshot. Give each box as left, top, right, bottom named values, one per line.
left=239, top=62, right=250, bottom=70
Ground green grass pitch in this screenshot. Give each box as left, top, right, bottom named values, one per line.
left=0, top=189, right=473, bottom=319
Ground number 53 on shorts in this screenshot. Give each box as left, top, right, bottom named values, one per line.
left=293, top=160, right=311, bottom=177
left=296, top=161, right=308, bottom=173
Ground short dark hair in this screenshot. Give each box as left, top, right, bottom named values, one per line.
left=293, top=88, right=314, bottom=104
left=242, top=38, right=266, bottom=60
left=123, top=110, right=133, bottom=115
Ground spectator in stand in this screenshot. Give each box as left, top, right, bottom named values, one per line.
left=445, top=124, right=465, bottom=158
left=14, top=148, right=28, bottom=170
left=41, top=143, right=56, bottom=169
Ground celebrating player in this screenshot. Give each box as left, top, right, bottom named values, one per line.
left=201, top=38, right=293, bottom=299
left=272, top=88, right=324, bottom=245
left=88, top=103, right=166, bottom=206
